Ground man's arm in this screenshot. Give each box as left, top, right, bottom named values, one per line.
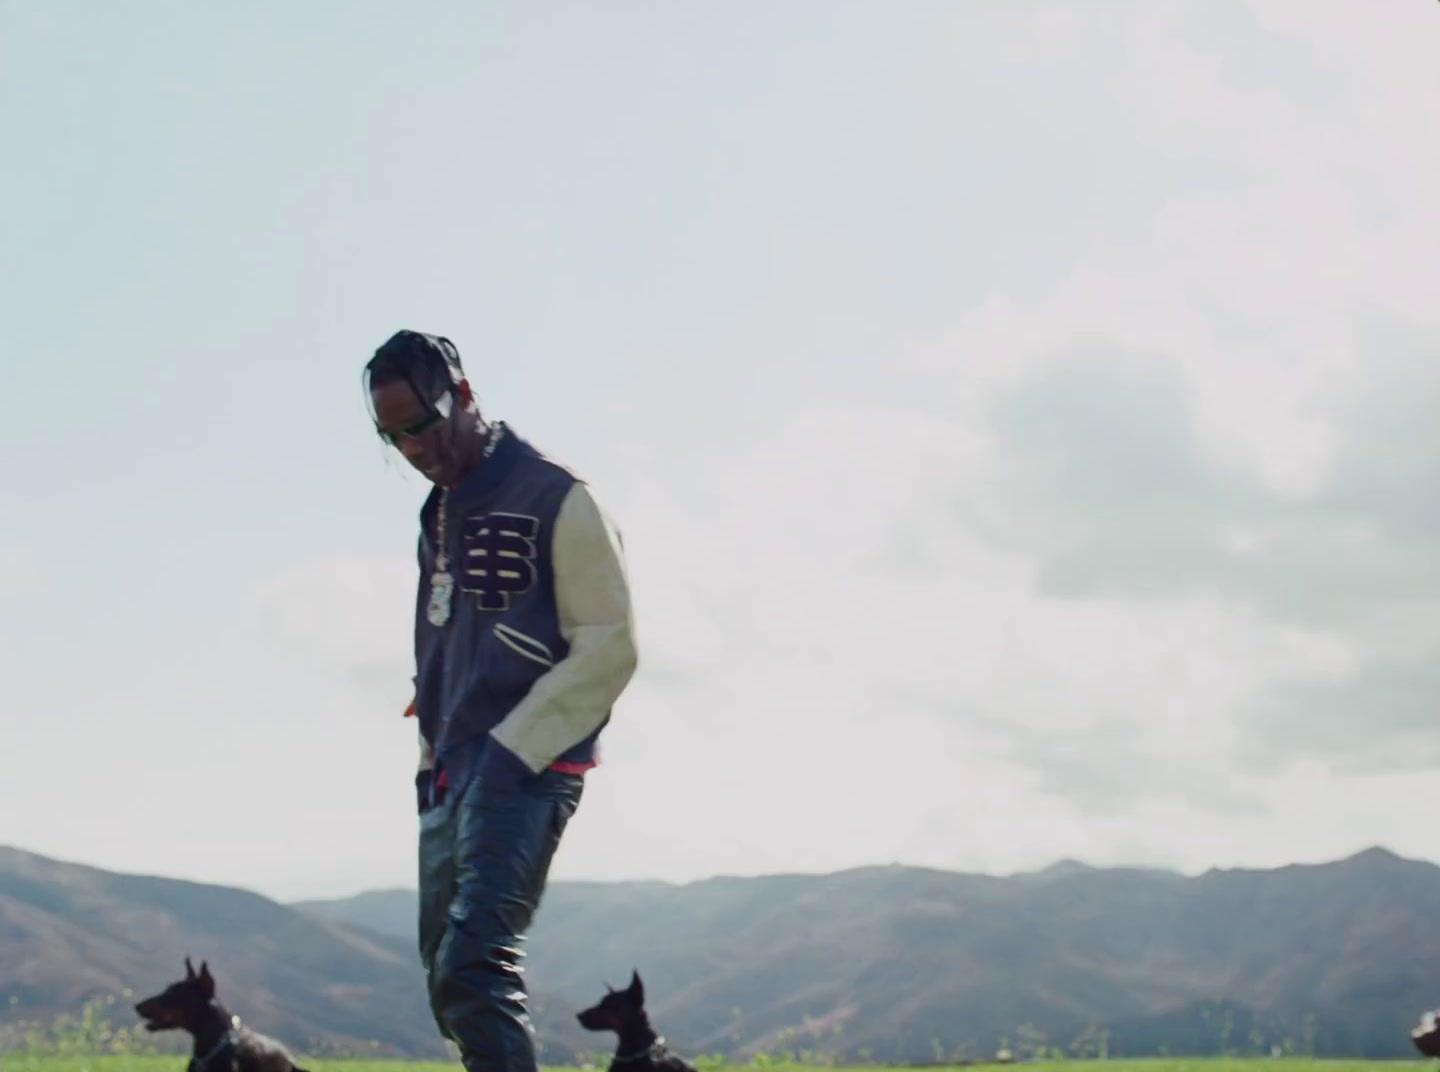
left=486, top=481, right=638, bottom=777
left=416, top=726, right=436, bottom=810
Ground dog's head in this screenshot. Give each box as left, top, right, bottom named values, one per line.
left=1414, top=1009, right=1440, bottom=1059
left=576, top=970, right=647, bottom=1033
left=134, top=957, right=216, bottom=1034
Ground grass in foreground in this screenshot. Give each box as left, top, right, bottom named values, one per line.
left=3, top=1058, right=1437, bottom=1072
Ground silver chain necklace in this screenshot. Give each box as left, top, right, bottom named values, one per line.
left=426, top=421, right=506, bottom=627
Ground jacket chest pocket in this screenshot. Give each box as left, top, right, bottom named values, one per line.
left=492, top=622, right=556, bottom=668
left=485, top=622, right=556, bottom=706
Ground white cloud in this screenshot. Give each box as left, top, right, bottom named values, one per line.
left=555, top=0, right=1440, bottom=880
left=239, top=1, right=1440, bottom=889
left=0, top=544, right=45, bottom=598
left=919, top=1, right=1439, bottom=505
left=254, top=556, right=415, bottom=688
left=13, top=0, right=1438, bottom=900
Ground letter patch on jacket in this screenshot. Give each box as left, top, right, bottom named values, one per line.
left=460, top=512, right=540, bottom=610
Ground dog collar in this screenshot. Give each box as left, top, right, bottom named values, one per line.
left=188, top=1021, right=241, bottom=1072
left=613, top=1038, right=666, bottom=1064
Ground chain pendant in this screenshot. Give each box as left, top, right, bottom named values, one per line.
left=427, top=566, right=455, bottom=627
left=424, top=425, right=503, bottom=629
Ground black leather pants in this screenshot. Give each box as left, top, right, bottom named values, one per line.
left=418, top=763, right=584, bottom=1072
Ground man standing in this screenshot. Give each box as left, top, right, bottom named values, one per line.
left=364, top=330, right=639, bottom=1072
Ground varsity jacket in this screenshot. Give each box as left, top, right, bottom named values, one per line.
left=409, top=424, right=637, bottom=796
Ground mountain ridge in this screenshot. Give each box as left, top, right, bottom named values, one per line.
left=6, top=843, right=1440, bottom=1061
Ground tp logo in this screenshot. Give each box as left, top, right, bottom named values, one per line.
left=460, top=513, right=540, bottom=611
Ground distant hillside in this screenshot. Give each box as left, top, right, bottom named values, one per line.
left=291, top=888, right=418, bottom=946
left=298, top=847, right=1440, bottom=1061
left=0, top=847, right=441, bottom=1058
left=8, top=843, right=1440, bottom=1061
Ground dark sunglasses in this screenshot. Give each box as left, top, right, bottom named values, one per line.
left=376, top=391, right=453, bottom=446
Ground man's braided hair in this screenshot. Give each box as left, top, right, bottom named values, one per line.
left=363, top=330, right=469, bottom=437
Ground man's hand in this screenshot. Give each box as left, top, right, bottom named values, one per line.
left=476, top=737, right=536, bottom=795
left=415, top=716, right=435, bottom=812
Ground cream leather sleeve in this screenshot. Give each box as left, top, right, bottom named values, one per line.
left=489, top=482, right=639, bottom=772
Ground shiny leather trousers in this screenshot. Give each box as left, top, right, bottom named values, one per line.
left=418, top=766, right=584, bottom=1072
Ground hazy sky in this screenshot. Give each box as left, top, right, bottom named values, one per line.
left=2, top=0, right=1437, bottom=902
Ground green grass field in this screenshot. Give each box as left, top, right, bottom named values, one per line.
left=2, top=1059, right=1434, bottom=1072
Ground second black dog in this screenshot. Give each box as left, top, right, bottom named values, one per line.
left=577, top=971, right=697, bottom=1072
left=134, top=957, right=309, bottom=1072
left=1415, top=1008, right=1440, bottom=1058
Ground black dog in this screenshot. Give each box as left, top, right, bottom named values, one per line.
left=576, top=971, right=697, bottom=1072
left=1415, top=1009, right=1440, bottom=1058
left=135, top=957, right=309, bottom=1072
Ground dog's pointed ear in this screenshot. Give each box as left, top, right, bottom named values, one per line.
left=604, top=980, right=615, bottom=994
left=198, top=962, right=214, bottom=1000
left=185, top=956, right=197, bottom=980
left=628, top=970, right=644, bottom=1005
